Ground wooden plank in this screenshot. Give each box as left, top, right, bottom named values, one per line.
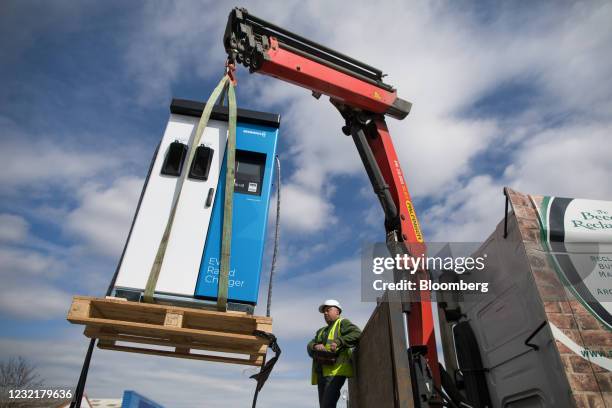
left=87, top=301, right=167, bottom=325
left=85, top=321, right=255, bottom=349
left=84, top=327, right=267, bottom=355
left=251, top=353, right=266, bottom=365
left=255, top=323, right=273, bottom=336
left=182, top=312, right=258, bottom=333
left=98, top=343, right=262, bottom=366
left=69, top=298, right=91, bottom=320
left=98, top=339, right=115, bottom=347
left=71, top=296, right=271, bottom=332
left=72, top=317, right=266, bottom=347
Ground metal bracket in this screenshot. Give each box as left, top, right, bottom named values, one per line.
left=503, top=187, right=509, bottom=239
left=408, top=345, right=434, bottom=407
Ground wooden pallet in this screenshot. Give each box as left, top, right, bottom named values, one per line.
left=67, top=296, right=272, bottom=366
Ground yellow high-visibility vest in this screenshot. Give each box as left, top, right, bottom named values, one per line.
left=311, top=318, right=354, bottom=385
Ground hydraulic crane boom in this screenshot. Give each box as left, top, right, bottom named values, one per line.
left=224, top=7, right=441, bottom=403
left=223, top=8, right=412, bottom=120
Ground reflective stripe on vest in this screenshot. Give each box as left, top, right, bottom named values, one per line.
left=311, top=318, right=354, bottom=384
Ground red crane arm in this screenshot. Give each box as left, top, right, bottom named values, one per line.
left=224, top=7, right=441, bottom=394
left=260, top=38, right=401, bottom=117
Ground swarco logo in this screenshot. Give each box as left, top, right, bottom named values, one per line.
left=405, top=201, right=424, bottom=242
left=243, top=129, right=266, bottom=137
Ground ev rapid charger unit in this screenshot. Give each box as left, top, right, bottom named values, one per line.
left=113, top=99, right=280, bottom=311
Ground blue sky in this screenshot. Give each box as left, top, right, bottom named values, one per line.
left=1, top=1, right=611, bottom=407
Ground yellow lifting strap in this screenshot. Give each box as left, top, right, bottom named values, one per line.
left=143, top=74, right=237, bottom=307
left=217, top=77, right=237, bottom=311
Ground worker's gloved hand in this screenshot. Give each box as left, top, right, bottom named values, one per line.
left=314, top=344, right=326, bottom=352
left=329, top=342, right=338, bottom=352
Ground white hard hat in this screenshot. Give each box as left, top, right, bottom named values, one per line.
left=319, top=299, right=342, bottom=313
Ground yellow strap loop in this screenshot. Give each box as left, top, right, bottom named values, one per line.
left=143, top=75, right=231, bottom=303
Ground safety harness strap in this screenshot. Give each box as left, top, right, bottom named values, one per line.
left=251, top=330, right=282, bottom=408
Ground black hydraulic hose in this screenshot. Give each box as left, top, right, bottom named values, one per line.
left=350, top=122, right=398, bottom=228
left=69, top=340, right=95, bottom=408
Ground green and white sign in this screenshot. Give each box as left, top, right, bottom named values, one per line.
left=536, top=196, right=612, bottom=330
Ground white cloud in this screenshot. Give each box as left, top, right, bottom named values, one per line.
left=0, top=336, right=88, bottom=375
left=0, top=1, right=85, bottom=65
left=423, top=121, right=612, bottom=242
left=0, top=117, right=123, bottom=193
left=422, top=175, right=504, bottom=242
left=65, top=177, right=143, bottom=258
left=122, top=0, right=308, bottom=105
left=506, top=122, right=612, bottom=200
left=529, top=2, right=612, bottom=117
left=280, top=183, right=337, bottom=233
left=394, top=116, right=499, bottom=198
left=0, top=247, right=61, bottom=278
left=0, top=245, right=71, bottom=319
left=123, top=2, right=230, bottom=105
left=0, top=283, right=71, bottom=319
left=0, top=214, right=29, bottom=243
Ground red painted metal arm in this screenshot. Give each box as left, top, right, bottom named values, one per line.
left=368, top=119, right=440, bottom=384
left=369, top=119, right=425, bottom=251
left=224, top=7, right=412, bottom=120
left=259, top=38, right=399, bottom=115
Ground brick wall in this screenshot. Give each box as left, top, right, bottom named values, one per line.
left=506, top=188, right=611, bottom=408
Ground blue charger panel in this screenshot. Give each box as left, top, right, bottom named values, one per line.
left=195, top=121, right=279, bottom=304
left=121, top=390, right=164, bottom=408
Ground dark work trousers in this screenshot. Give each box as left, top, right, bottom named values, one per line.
left=317, top=375, right=346, bottom=408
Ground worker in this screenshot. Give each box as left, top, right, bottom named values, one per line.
left=307, top=299, right=361, bottom=408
